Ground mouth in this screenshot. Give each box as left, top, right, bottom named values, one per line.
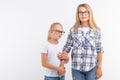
left=82, top=17, right=86, bottom=19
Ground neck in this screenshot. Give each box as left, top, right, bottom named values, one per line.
left=81, top=22, right=89, bottom=27
left=48, top=39, right=58, bottom=44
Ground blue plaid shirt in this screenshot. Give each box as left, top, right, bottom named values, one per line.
left=63, top=27, right=104, bottom=71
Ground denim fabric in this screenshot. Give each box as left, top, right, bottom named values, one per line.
left=72, top=67, right=97, bottom=80
left=44, top=75, right=65, bottom=80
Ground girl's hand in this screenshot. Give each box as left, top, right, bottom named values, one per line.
left=58, top=66, right=66, bottom=77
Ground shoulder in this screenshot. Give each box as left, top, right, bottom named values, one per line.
left=69, top=27, right=78, bottom=35
left=40, top=41, right=48, bottom=54
left=40, top=41, right=48, bottom=47
left=96, top=28, right=101, bottom=32
left=94, top=27, right=101, bottom=34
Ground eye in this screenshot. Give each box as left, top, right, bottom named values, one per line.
left=79, top=11, right=88, bottom=15
left=54, top=30, right=65, bottom=35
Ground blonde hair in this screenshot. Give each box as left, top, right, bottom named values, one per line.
left=48, top=22, right=63, bottom=40
left=71, top=3, right=98, bottom=32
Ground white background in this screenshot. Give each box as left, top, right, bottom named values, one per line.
left=0, top=0, right=120, bottom=80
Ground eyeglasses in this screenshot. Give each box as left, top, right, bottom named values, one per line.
left=79, top=11, right=89, bottom=15
left=54, top=30, right=65, bottom=35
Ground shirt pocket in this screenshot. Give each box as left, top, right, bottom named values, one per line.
left=86, top=33, right=96, bottom=49
left=72, top=33, right=83, bottom=48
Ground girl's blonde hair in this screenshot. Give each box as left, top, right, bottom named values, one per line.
left=48, top=22, right=62, bottom=40
left=71, top=3, right=98, bottom=32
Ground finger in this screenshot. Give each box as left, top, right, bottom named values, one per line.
left=58, top=72, right=62, bottom=77
left=96, top=73, right=100, bottom=79
left=96, top=74, right=102, bottom=79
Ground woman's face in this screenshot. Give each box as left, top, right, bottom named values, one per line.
left=78, top=6, right=89, bottom=23
left=51, top=25, right=65, bottom=40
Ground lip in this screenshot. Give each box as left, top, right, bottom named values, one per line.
left=82, top=17, right=86, bottom=18
left=81, top=17, right=86, bottom=19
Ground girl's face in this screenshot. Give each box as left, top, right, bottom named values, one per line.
left=78, top=6, right=89, bottom=23
left=51, top=25, right=65, bottom=40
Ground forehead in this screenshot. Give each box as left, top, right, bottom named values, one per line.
left=79, top=6, right=88, bottom=11
left=53, top=24, right=63, bottom=30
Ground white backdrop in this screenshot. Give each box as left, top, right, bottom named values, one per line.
left=0, top=0, right=120, bottom=80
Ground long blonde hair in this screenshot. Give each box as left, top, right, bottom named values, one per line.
left=71, top=3, right=98, bottom=32
left=47, top=22, right=62, bottom=40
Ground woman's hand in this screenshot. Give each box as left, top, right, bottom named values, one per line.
left=96, top=67, right=102, bottom=79
left=58, top=51, right=68, bottom=60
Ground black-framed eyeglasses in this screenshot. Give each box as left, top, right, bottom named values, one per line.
left=79, top=11, right=89, bottom=15
left=54, top=30, right=65, bottom=35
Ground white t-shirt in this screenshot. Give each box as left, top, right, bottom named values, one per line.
left=40, top=41, right=64, bottom=77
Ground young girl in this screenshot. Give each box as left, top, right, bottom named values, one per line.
left=60, top=3, right=104, bottom=80
left=40, top=22, right=68, bottom=80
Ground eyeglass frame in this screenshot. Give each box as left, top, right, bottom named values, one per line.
left=53, top=30, right=65, bottom=35
left=78, top=11, right=89, bottom=15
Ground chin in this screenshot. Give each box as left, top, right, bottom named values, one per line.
left=81, top=18, right=88, bottom=21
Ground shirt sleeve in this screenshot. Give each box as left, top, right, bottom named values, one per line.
left=40, top=43, right=48, bottom=54
left=95, top=29, right=104, bottom=54
left=63, top=31, right=73, bottom=53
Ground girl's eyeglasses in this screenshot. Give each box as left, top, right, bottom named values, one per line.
left=54, top=30, right=65, bottom=35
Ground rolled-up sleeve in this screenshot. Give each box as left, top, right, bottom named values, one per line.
left=95, top=29, right=104, bottom=54
left=63, top=31, right=73, bottom=53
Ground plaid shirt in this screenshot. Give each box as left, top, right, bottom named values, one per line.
left=63, top=27, right=104, bottom=71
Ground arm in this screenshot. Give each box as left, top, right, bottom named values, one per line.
left=58, top=51, right=69, bottom=76
left=41, top=53, right=64, bottom=72
left=96, top=53, right=103, bottom=79
left=59, top=59, right=65, bottom=67
left=63, top=31, right=73, bottom=53
left=58, top=31, right=73, bottom=76
left=95, top=29, right=104, bottom=79
left=58, top=30, right=73, bottom=67
left=57, top=60, right=65, bottom=77
left=97, top=53, right=103, bottom=69
left=58, top=51, right=69, bottom=65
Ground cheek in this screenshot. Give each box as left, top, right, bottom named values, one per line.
left=86, top=16, right=89, bottom=20
left=86, top=15, right=89, bottom=20
left=57, top=34, right=62, bottom=39
left=54, top=34, right=60, bottom=38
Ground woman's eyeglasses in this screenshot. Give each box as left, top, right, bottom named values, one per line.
left=79, top=11, right=89, bottom=15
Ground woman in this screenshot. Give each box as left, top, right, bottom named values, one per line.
left=60, top=3, right=104, bottom=80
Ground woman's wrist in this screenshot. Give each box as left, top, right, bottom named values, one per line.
left=97, top=66, right=102, bottom=69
